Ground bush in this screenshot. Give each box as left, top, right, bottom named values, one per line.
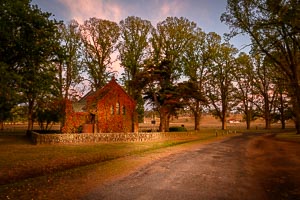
left=34, top=130, right=60, bottom=134
left=169, top=126, right=187, bottom=132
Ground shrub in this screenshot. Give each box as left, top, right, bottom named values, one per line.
left=169, top=126, right=187, bottom=132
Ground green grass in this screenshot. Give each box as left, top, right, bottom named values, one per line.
left=1, top=127, right=297, bottom=199
left=275, top=131, right=300, bottom=142
left=0, top=130, right=228, bottom=186
left=1, top=129, right=236, bottom=200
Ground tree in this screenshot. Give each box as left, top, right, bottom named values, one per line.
left=147, top=17, right=197, bottom=132
left=143, top=61, right=182, bottom=132
left=221, top=0, right=300, bottom=133
left=177, top=81, right=207, bottom=130
left=56, top=20, right=83, bottom=130
left=0, top=0, right=27, bottom=129
left=234, top=52, right=256, bottom=129
left=0, top=0, right=61, bottom=131
left=251, top=54, right=278, bottom=129
left=36, top=96, right=60, bottom=131
left=206, top=37, right=238, bottom=130
left=273, top=73, right=292, bottom=129
left=182, top=28, right=209, bottom=130
left=80, top=18, right=120, bottom=89
left=118, top=16, right=154, bottom=122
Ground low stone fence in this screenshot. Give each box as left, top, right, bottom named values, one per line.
left=29, top=131, right=193, bottom=145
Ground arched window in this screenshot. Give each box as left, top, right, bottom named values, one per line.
left=122, top=106, right=126, bottom=115
left=110, top=105, right=114, bottom=115
left=116, top=102, right=120, bottom=115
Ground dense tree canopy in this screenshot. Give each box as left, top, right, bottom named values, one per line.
left=0, top=0, right=61, bottom=130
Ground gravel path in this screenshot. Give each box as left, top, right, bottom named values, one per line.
left=83, top=133, right=300, bottom=200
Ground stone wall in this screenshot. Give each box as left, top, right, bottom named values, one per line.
left=29, top=131, right=193, bottom=145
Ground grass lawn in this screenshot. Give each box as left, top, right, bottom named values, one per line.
left=275, top=130, right=300, bottom=142
left=0, top=128, right=236, bottom=199
left=0, top=122, right=297, bottom=199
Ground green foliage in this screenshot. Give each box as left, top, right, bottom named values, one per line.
left=57, top=20, right=83, bottom=100
left=80, top=18, right=120, bottom=89
left=169, top=126, right=187, bottom=132
left=221, top=0, right=300, bottom=133
left=36, top=106, right=60, bottom=131
left=0, top=0, right=61, bottom=130
left=118, top=16, right=154, bottom=122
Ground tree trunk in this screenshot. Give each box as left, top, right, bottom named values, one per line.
left=159, top=108, right=166, bottom=132
left=292, top=84, right=300, bottom=134
left=246, top=118, right=251, bottom=129
left=247, top=110, right=251, bottom=129
left=222, top=120, right=227, bottom=130
left=166, top=114, right=170, bottom=132
left=265, top=116, right=271, bottom=129
left=281, top=119, right=286, bottom=129
left=194, top=111, right=201, bottom=131
left=221, top=113, right=227, bottom=130
left=221, top=108, right=227, bottom=130
left=27, top=99, right=34, bottom=131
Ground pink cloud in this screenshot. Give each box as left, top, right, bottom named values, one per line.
left=59, top=0, right=123, bottom=23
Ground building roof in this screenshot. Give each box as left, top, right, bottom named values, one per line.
left=73, top=77, right=135, bottom=112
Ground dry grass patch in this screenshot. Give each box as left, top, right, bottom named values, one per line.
left=0, top=130, right=237, bottom=200
left=0, top=130, right=222, bottom=186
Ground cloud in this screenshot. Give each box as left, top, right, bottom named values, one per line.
left=59, top=0, right=123, bottom=23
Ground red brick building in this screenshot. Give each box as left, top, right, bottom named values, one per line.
left=63, top=77, right=138, bottom=133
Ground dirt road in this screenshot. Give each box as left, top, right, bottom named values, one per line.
left=83, top=133, right=300, bottom=200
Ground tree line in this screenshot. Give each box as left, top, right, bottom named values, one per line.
left=0, top=0, right=299, bottom=133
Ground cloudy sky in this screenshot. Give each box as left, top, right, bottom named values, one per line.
left=31, top=0, right=250, bottom=50
left=31, top=0, right=250, bottom=80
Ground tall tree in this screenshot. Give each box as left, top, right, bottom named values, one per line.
left=221, top=0, right=300, bottom=133
left=56, top=19, right=83, bottom=129
left=80, top=18, right=120, bottom=89
left=206, top=38, right=238, bottom=130
left=143, top=60, right=182, bottom=132
left=273, top=71, right=292, bottom=129
left=147, top=17, right=196, bottom=132
left=182, top=28, right=209, bottom=130
left=251, top=54, right=278, bottom=129
left=234, top=52, right=256, bottom=129
left=0, top=0, right=26, bottom=128
left=118, top=16, right=154, bottom=122
left=0, top=0, right=60, bottom=131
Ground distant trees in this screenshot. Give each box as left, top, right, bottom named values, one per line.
left=234, top=53, right=256, bottom=129
left=221, top=0, right=300, bottom=133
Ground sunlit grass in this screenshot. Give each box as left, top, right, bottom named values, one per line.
left=2, top=127, right=297, bottom=199
left=0, top=130, right=235, bottom=186
left=0, top=129, right=240, bottom=199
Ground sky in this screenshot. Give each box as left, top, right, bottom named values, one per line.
left=31, top=0, right=250, bottom=78
left=31, top=0, right=250, bottom=49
